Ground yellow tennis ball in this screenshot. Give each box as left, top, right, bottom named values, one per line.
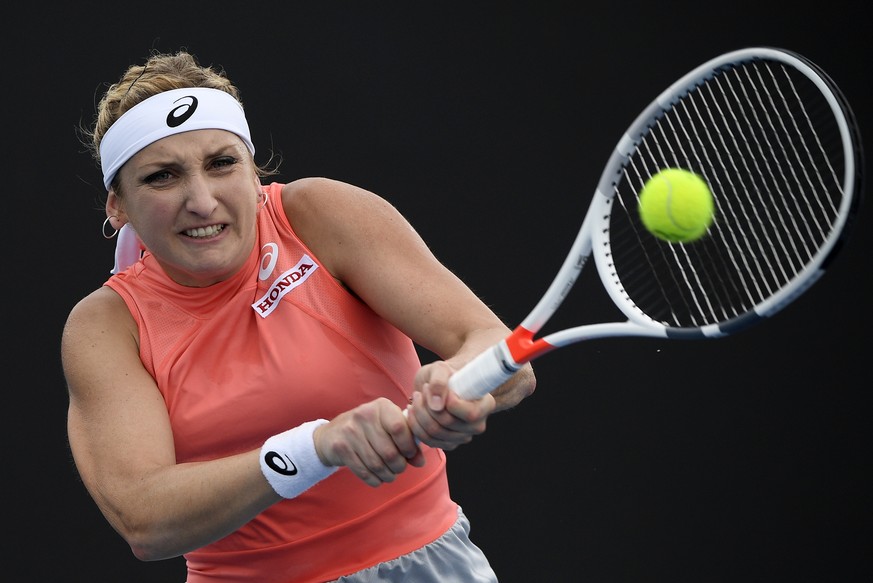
left=638, top=168, right=715, bottom=243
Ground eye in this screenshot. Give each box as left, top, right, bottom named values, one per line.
left=142, top=169, right=174, bottom=184
left=211, top=156, right=238, bottom=170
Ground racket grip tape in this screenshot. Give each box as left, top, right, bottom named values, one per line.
left=448, top=341, right=522, bottom=400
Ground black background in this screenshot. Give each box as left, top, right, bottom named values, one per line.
left=5, top=2, right=871, bottom=581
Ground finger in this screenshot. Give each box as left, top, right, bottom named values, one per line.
left=320, top=416, right=407, bottom=486
left=409, top=392, right=475, bottom=448
left=415, top=362, right=454, bottom=412
left=338, top=447, right=387, bottom=487
left=354, top=405, right=425, bottom=482
left=379, top=404, right=421, bottom=462
left=442, top=390, right=496, bottom=425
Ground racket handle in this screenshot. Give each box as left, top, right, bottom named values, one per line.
left=448, top=341, right=522, bottom=400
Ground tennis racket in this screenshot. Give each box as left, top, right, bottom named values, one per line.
left=449, top=46, right=863, bottom=400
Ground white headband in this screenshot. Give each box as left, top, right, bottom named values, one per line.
left=99, top=87, right=255, bottom=190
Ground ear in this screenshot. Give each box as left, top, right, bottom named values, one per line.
left=106, top=190, right=128, bottom=222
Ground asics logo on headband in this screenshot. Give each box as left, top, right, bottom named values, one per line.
left=166, top=95, right=199, bottom=128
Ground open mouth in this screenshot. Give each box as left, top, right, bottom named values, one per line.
left=184, top=224, right=225, bottom=239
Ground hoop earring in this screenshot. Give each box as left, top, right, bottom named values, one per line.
left=102, top=216, right=120, bottom=239
left=258, top=189, right=270, bottom=209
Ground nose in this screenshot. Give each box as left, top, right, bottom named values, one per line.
left=184, top=175, right=219, bottom=217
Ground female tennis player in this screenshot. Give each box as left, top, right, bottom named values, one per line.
left=62, top=49, right=535, bottom=583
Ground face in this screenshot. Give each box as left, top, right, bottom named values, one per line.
left=107, top=129, right=262, bottom=287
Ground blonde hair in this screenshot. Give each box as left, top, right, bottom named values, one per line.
left=82, top=50, right=278, bottom=186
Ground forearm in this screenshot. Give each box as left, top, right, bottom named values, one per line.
left=443, top=326, right=537, bottom=411
left=100, top=450, right=279, bottom=561
left=490, top=363, right=536, bottom=411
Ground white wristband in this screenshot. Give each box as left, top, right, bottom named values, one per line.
left=260, top=419, right=338, bottom=499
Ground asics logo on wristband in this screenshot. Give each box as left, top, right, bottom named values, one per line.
left=264, top=451, right=299, bottom=476
left=259, top=420, right=336, bottom=498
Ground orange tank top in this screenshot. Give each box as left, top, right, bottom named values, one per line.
left=105, top=182, right=459, bottom=582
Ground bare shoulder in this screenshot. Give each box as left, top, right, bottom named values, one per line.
left=281, top=177, right=397, bottom=224
left=62, top=286, right=138, bottom=382
left=280, top=178, right=416, bottom=278
left=64, top=286, right=132, bottom=336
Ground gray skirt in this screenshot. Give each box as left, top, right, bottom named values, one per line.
left=333, top=506, right=498, bottom=583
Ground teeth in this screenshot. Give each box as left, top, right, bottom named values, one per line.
left=185, top=224, right=224, bottom=238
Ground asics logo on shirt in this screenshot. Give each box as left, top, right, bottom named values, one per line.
left=259, top=243, right=280, bottom=281
left=252, top=251, right=318, bottom=318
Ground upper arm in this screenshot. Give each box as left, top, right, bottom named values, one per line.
left=282, top=178, right=509, bottom=360
left=62, top=287, right=176, bottom=529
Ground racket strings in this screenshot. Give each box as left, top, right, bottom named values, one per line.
left=704, top=70, right=789, bottom=298
left=611, top=170, right=698, bottom=326
left=620, top=99, right=752, bottom=326
left=622, top=148, right=710, bottom=325
left=738, top=64, right=817, bottom=269
left=671, top=88, right=764, bottom=317
left=718, top=63, right=839, bottom=281
left=606, top=56, right=850, bottom=329
left=774, top=64, right=843, bottom=233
